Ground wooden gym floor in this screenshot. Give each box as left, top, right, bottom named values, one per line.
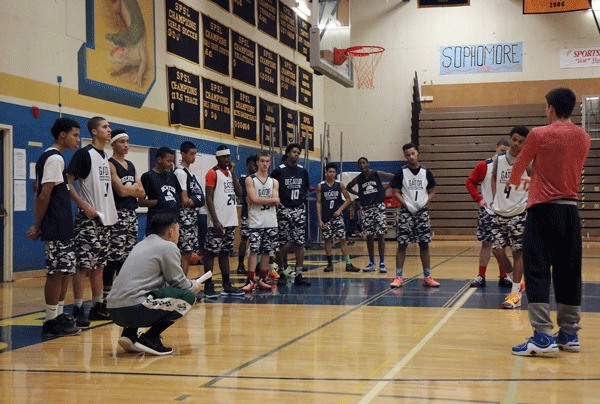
left=1, top=239, right=600, bottom=403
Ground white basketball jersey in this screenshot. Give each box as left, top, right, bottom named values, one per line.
left=492, top=152, right=528, bottom=217
left=248, top=175, right=277, bottom=229
left=208, top=168, right=238, bottom=228
left=481, top=158, right=494, bottom=214
left=80, top=148, right=117, bottom=226
left=401, top=166, right=430, bottom=214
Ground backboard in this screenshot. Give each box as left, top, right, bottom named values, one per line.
left=309, top=0, right=353, bottom=88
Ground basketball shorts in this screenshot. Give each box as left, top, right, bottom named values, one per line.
left=45, top=240, right=76, bottom=275
left=277, top=205, right=306, bottom=246
left=240, top=216, right=250, bottom=238
left=396, top=206, right=431, bottom=245
left=492, top=211, right=526, bottom=251
left=205, top=226, right=236, bottom=254
left=74, top=209, right=111, bottom=270
left=322, top=215, right=346, bottom=242
left=108, top=209, right=138, bottom=262
left=178, top=207, right=199, bottom=253
left=248, top=227, right=279, bottom=254
left=360, top=203, right=387, bottom=237
left=476, top=207, right=495, bottom=242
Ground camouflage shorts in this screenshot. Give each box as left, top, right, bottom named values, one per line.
left=178, top=207, right=199, bottom=253
left=396, top=206, right=431, bottom=245
left=492, top=212, right=526, bottom=251
left=360, top=203, right=387, bottom=237
left=277, top=205, right=306, bottom=246
left=205, top=226, right=236, bottom=254
left=240, top=217, right=250, bottom=238
left=249, top=227, right=279, bottom=254
left=45, top=240, right=76, bottom=275
left=74, top=209, right=111, bottom=269
left=322, top=215, right=346, bottom=242
left=477, top=207, right=495, bottom=242
left=108, top=209, right=138, bottom=261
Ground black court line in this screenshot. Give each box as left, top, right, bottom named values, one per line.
left=200, top=246, right=474, bottom=388
left=200, top=285, right=394, bottom=388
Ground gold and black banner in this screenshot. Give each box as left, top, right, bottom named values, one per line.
left=418, top=0, right=470, bottom=7
left=167, top=66, right=200, bottom=129
left=523, top=0, right=590, bottom=14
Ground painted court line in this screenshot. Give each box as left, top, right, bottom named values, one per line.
left=358, top=287, right=477, bottom=403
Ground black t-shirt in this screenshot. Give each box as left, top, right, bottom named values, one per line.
left=140, top=170, right=181, bottom=227
left=36, top=149, right=74, bottom=241
left=271, top=163, right=309, bottom=208
left=109, top=158, right=139, bottom=211
left=67, top=144, right=106, bottom=179
left=355, top=170, right=385, bottom=206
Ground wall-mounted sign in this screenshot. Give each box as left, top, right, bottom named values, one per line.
left=209, top=0, right=230, bottom=12
left=280, top=56, right=297, bottom=102
left=166, top=0, right=199, bottom=64
left=560, top=47, right=600, bottom=69
left=258, top=0, right=278, bottom=39
left=418, top=0, right=469, bottom=7
left=524, top=0, right=589, bottom=14
left=233, top=0, right=256, bottom=25
left=281, top=106, right=298, bottom=146
left=298, top=66, right=313, bottom=108
left=203, top=77, right=231, bottom=135
left=299, top=112, right=314, bottom=151
left=297, top=15, right=310, bottom=60
left=202, top=13, right=230, bottom=76
left=258, top=45, right=278, bottom=95
left=167, top=66, right=200, bottom=128
left=260, top=98, right=280, bottom=147
left=440, top=42, right=523, bottom=75
left=232, top=31, right=256, bottom=86
left=279, top=1, right=296, bottom=50
left=233, top=88, right=257, bottom=141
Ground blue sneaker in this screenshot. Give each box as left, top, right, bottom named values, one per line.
left=512, top=331, right=559, bottom=357
left=379, top=264, right=388, bottom=273
left=363, top=263, right=375, bottom=272
left=553, top=330, right=580, bottom=352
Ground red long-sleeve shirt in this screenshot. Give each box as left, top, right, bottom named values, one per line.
left=508, top=121, right=590, bottom=208
left=465, top=160, right=487, bottom=202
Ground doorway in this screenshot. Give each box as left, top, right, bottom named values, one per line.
left=1, top=125, right=14, bottom=282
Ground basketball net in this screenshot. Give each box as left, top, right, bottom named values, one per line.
left=335, top=46, right=385, bottom=89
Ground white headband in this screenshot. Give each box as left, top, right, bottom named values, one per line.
left=216, top=149, right=230, bottom=156
left=110, top=133, right=128, bottom=145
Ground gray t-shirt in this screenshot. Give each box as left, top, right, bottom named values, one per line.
left=106, top=234, right=195, bottom=308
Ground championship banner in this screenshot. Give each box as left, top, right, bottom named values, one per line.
left=418, top=0, right=470, bottom=7
left=560, top=47, right=600, bottom=68
left=523, top=0, right=590, bottom=14
left=167, top=66, right=200, bottom=128
left=166, top=0, right=199, bottom=64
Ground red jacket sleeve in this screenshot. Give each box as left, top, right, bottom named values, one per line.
left=465, top=160, right=487, bottom=202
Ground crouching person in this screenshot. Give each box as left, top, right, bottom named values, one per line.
left=107, top=213, right=206, bottom=356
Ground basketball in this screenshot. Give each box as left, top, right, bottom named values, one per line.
left=189, top=252, right=200, bottom=265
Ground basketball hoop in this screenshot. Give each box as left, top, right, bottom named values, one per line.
left=334, top=45, right=385, bottom=89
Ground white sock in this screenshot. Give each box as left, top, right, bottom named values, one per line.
left=506, top=272, right=514, bottom=283
left=92, top=295, right=103, bottom=305
left=511, top=281, right=521, bottom=295
left=45, top=304, right=58, bottom=322
left=57, top=301, right=65, bottom=315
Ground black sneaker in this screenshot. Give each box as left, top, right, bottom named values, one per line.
left=499, top=276, right=512, bottom=287
left=204, top=282, right=220, bottom=299
left=277, top=273, right=287, bottom=286
left=345, top=264, right=361, bottom=272
left=42, top=314, right=81, bottom=339
left=221, top=283, right=245, bottom=297
left=89, top=302, right=110, bottom=321
left=72, top=305, right=90, bottom=327
left=118, top=328, right=142, bottom=353
left=470, top=275, right=486, bottom=288
left=294, top=273, right=311, bottom=286
left=133, top=333, right=173, bottom=356
left=324, top=263, right=334, bottom=272
left=237, top=266, right=247, bottom=275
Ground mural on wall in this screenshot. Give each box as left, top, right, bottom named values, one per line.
left=78, top=0, right=156, bottom=108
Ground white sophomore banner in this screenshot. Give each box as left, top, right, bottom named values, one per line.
left=560, top=48, right=600, bottom=69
